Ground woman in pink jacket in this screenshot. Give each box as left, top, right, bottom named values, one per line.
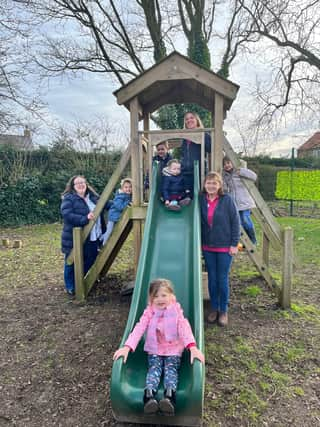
left=113, top=278, right=204, bottom=416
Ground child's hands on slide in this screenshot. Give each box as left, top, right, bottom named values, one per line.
left=190, top=346, right=205, bottom=364
left=113, top=346, right=130, bottom=363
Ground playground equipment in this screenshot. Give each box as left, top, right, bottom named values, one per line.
left=111, top=165, right=204, bottom=426
left=67, top=51, right=293, bottom=425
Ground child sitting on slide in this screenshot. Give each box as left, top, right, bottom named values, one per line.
left=161, top=159, right=192, bottom=211
left=113, top=278, right=204, bottom=415
left=101, top=178, right=132, bottom=245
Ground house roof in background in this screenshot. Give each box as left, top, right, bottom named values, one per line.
left=297, top=131, right=320, bottom=151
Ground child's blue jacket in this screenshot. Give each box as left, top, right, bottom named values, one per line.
left=108, top=191, right=132, bottom=222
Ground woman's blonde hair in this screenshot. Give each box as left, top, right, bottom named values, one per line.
left=61, top=175, right=98, bottom=197
left=148, top=278, right=175, bottom=302
left=202, top=171, right=224, bottom=196
left=184, top=111, right=204, bottom=129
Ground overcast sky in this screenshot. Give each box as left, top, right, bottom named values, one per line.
left=37, top=59, right=316, bottom=158
left=5, top=1, right=318, bottom=157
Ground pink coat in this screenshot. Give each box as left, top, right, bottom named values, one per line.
left=125, top=302, right=196, bottom=356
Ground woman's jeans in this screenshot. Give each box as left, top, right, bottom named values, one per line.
left=203, top=250, right=233, bottom=313
left=64, top=240, right=99, bottom=293
left=239, top=209, right=257, bottom=244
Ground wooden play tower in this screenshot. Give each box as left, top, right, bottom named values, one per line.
left=67, top=51, right=293, bottom=308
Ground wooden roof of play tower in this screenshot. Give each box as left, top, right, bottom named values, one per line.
left=113, top=51, right=239, bottom=115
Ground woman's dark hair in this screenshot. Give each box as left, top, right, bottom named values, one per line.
left=61, top=175, right=98, bottom=197
left=223, top=156, right=232, bottom=166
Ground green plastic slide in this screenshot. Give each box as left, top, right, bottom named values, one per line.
left=110, top=165, right=204, bottom=426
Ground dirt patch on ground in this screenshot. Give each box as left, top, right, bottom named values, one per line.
left=0, top=224, right=319, bottom=427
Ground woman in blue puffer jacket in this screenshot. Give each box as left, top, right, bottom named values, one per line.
left=61, top=175, right=108, bottom=296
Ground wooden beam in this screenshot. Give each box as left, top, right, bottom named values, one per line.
left=130, top=97, right=141, bottom=205
left=130, top=97, right=142, bottom=270
left=142, top=128, right=214, bottom=146
left=214, top=93, right=224, bottom=174
left=223, top=136, right=282, bottom=249
left=132, top=221, right=143, bottom=273
left=280, top=227, right=293, bottom=309
left=131, top=206, right=147, bottom=219
left=84, top=209, right=132, bottom=292
left=73, top=227, right=85, bottom=301
left=115, top=54, right=238, bottom=107
left=262, top=233, right=270, bottom=267
left=143, top=114, right=150, bottom=202
left=240, top=228, right=280, bottom=295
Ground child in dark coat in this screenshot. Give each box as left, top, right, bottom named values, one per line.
left=144, top=141, right=173, bottom=190
left=161, top=160, right=191, bottom=211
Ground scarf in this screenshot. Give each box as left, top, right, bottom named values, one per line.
left=145, top=302, right=179, bottom=353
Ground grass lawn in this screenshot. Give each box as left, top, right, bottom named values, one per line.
left=0, top=217, right=319, bottom=426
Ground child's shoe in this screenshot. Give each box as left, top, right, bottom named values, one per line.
left=167, top=200, right=181, bottom=211
left=179, top=197, right=191, bottom=207
left=143, top=389, right=159, bottom=414
left=159, top=388, right=176, bottom=415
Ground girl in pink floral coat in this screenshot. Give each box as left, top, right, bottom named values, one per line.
left=113, top=278, right=204, bottom=416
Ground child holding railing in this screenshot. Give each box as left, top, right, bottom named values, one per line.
left=113, top=278, right=204, bottom=415
left=101, top=178, right=132, bottom=245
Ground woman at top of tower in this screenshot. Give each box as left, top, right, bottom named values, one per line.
left=180, top=111, right=211, bottom=197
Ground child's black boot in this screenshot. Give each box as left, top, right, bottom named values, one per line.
left=143, top=389, right=158, bottom=414
left=159, top=388, right=176, bottom=415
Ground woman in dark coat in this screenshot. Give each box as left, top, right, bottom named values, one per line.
left=181, top=111, right=211, bottom=197
left=60, top=175, right=107, bottom=295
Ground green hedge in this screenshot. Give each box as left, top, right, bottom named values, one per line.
left=275, top=170, right=320, bottom=201
left=0, top=147, right=125, bottom=226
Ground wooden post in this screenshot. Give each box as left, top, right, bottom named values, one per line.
left=262, top=232, right=270, bottom=267
left=130, top=97, right=142, bottom=270
left=73, top=227, right=85, bottom=301
left=210, top=129, right=214, bottom=172
left=2, top=238, right=10, bottom=247
left=12, top=240, right=22, bottom=248
left=214, top=93, right=224, bottom=173
left=143, top=113, right=150, bottom=201
left=280, top=227, right=293, bottom=309
left=200, top=131, right=205, bottom=186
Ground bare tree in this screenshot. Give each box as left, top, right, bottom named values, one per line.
left=238, top=0, right=320, bottom=124
left=28, top=0, right=159, bottom=85
left=27, top=1, right=255, bottom=83
left=0, top=1, right=43, bottom=132
left=50, top=115, right=128, bottom=152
